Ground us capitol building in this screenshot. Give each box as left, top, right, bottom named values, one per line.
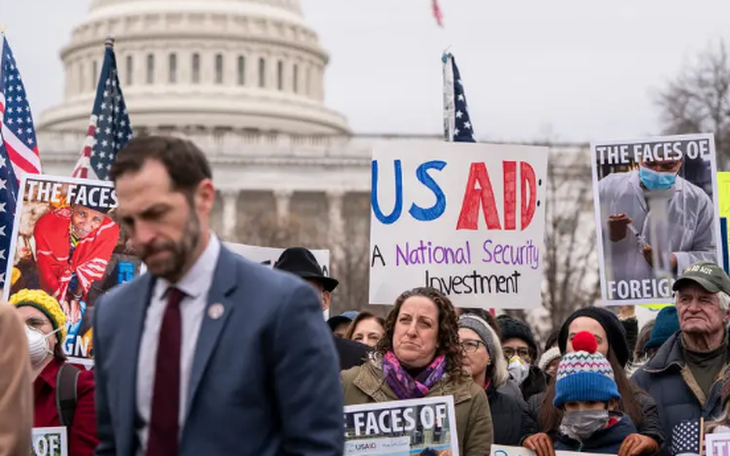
left=33, top=0, right=588, bottom=311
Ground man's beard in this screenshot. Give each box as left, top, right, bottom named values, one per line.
left=141, top=212, right=201, bottom=282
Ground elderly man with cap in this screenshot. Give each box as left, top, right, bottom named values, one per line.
left=33, top=196, right=120, bottom=325
left=274, top=247, right=370, bottom=370
left=632, top=261, right=730, bottom=449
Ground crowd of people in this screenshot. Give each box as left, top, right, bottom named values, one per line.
left=1, top=135, right=729, bottom=456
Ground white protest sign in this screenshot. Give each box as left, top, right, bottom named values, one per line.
left=491, top=445, right=611, bottom=456
left=32, top=427, right=68, bottom=456
left=224, top=243, right=330, bottom=276
left=344, top=396, right=459, bottom=456
left=707, top=433, right=730, bottom=456
left=369, top=141, right=548, bottom=309
left=591, top=134, right=721, bottom=305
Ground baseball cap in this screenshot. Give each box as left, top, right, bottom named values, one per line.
left=327, top=311, right=359, bottom=332
left=673, top=262, right=730, bottom=296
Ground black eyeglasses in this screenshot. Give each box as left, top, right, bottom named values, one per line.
left=460, top=340, right=485, bottom=354
left=503, top=347, right=531, bottom=359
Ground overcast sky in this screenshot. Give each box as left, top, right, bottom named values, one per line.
left=2, top=0, right=730, bottom=142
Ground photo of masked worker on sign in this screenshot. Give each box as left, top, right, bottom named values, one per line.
left=593, top=135, right=720, bottom=304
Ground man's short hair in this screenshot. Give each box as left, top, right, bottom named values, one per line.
left=110, top=135, right=212, bottom=193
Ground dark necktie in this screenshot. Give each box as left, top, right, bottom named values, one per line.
left=147, top=287, right=185, bottom=456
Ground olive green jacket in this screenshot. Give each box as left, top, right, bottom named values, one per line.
left=341, top=360, right=493, bottom=456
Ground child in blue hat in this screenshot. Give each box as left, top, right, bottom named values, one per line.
left=552, top=331, right=638, bottom=453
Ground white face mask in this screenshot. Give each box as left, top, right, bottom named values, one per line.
left=25, top=325, right=61, bottom=369
left=507, top=355, right=530, bottom=385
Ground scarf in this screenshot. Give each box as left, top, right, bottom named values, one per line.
left=382, top=350, right=447, bottom=400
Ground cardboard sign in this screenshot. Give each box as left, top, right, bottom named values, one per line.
left=32, top=427, right=68, bottom=456
left=591, top=134, right=721, bottom=305
left=344, top=396, right=460, bottom=456
left=224, top=243, right=330, bottom=276
left=491, top=445, right=610, bottom=456
left=3, top=175, right=142, bottom=366
left=369, top=141, right=548, bottom=309
left=706, top=433, right=730, bottom=456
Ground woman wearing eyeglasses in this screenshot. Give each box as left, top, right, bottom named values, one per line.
left=459, top=314, right=528, bottom=445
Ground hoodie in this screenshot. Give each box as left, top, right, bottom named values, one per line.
left=554, top=412, right=637, bottom=454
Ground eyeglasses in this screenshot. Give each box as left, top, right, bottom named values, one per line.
left=503, top=347, right=531, bottom=359
left=460, top=340, right=485, bottom=354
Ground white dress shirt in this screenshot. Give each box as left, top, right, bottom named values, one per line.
left=135, top=234, right=221, bottom=455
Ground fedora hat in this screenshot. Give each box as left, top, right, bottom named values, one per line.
left=274, top=247, right=339, bottom=292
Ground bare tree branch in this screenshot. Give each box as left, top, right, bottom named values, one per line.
left=655, top=40, right=730, bottom=169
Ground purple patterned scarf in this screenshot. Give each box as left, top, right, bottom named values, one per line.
left=382, top=350, right=447, bottom=400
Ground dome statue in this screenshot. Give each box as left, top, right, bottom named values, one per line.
left=38, top=0, right=349, bottom=136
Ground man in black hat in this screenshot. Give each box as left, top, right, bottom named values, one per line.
left=275, top=247, right=370, bottom=370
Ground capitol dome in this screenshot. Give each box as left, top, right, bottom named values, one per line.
left=37, top=0, right=350, bottom=135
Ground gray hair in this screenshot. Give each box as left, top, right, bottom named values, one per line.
left=483, top=323, right=509, bottom=388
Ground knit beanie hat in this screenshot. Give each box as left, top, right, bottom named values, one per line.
left=10, top=289, right=67, bottom=343
left=554, top=331, right=621, bottom=408
left=459, top=314, right=497, bottom=360
left=497, top=314, right=538, bottom=356
left=558, top=307, right=630, bottom=368
left=539, top=346, right=562, bottom=372
left=644, top=306, right=680, bottom=350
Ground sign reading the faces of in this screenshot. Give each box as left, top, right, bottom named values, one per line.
left=32, top=427, right=68, bottom=456
left=368, top=140, right=548, bottom=309
left=344, top=396, right=460, bottom=456
left=3, top=174, right=143, bottom=367
left=591, top=134, right=721, bottom=305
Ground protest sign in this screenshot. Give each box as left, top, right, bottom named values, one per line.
left=224, top=243, right=330, bottom=275
left=369, top=141, right=548, bottom=309
left=707, top=433, right=730, bottom=456
left=32, top=427, right=68, bottom=456
left=718, top=172, right=730, bottom=274
left=344, top=396, right=459, bottom=456
left=2, top=175, right=143, bottom=365
left=491, top=445, right=609, bottom=456
left=591, top=134, right=721, bottom=305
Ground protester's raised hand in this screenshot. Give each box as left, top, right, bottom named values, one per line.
left=608, top=213, right=632, bottom=242
left=618, top=433, right=660, bottom=456
left=523, top=433, right=555, bottom=456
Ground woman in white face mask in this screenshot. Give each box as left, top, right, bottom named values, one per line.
left=10, top=289, right=99, bottom=456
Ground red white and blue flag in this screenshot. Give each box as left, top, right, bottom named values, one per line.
left=443, top=52, right=475, bottom=143
left=0, top=34, right=41, bottom=287
left=72, top=38, right=132, bottom=180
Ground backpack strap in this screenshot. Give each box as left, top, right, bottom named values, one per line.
left=56, top=363, right=80, bottom=427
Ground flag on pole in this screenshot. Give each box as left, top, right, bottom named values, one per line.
left=0, top=34, right=41, bottom=288
left=0, top=35, right=41, bottom=182
left=443, top=52, right=475, bottom=142
left=432, top=0, right=444, bottom=27
left=72, top=36, right=132, bottom=180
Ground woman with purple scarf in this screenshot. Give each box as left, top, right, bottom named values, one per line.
left=341, top=287, right=493, bottom=455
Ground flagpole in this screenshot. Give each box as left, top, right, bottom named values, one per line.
left=105, top=34, right=115, bottom=48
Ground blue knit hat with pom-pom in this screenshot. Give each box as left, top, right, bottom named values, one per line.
left=554, top=331, right=621, bottom=408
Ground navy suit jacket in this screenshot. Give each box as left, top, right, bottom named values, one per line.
left=92, top=245, right=344, bottom=456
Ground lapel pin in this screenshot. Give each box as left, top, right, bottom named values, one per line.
left=208, top=303, right=225, bottom=320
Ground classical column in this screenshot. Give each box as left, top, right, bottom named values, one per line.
left=327, top=190, right=345, bottom=266
left=274, top=189, right=293, bottom=224
left=221, top=189, right=239, bottom=240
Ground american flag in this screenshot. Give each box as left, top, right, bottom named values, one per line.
left=72, top=37, right=132, bottom=180
left=432, top=0, right=444, bottom=27
left=671, top=419, right=704, bottom=456
left=0, top=35, right=41, bottom=287
left=442, top=52, right=475, bottom=143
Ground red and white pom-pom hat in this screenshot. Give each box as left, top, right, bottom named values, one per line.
left=553, top=331, right=621, bottom=408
